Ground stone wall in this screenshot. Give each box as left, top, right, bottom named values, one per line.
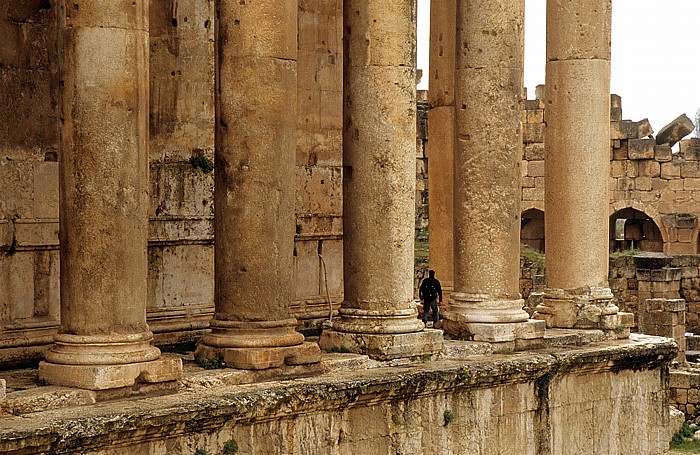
left=521, top=88, right=700, bottom=255
left=0, top=0, right=344, bottom=365
left=0, top=336, right=677, bottom=455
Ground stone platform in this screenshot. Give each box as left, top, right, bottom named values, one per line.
left=0, top=332, right=678, bottom=455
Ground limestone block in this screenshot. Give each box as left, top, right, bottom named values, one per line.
left=522, top=187, right=544, bottom=201
left=1, top=387, right=96, bottom=415
left=318, top=329, right=443, bottom=360
left=528, top=160, right=544, bottom=177
left=628, top=139, right=655, bottom=160
left=625, top=160, right=638, bottom=177
left=684, top=179, right=700, bottom=191
left=525, top=99, right=543, bottom=110
left=656, top=114, right=695, bottom=146
left=635, top=177, right=652, bottom=191
left=521, top=177, right=535, bottom=188
left=524, top=143, right=544, bottom=161
left=294, top=240, right=321, bottom=300
left=680, top=139, right=700, bottom=160
left=525, top=109, right=544, bottom=124
left=682, top=161, right=700, bottom=178
left=676, top=388, right=689, bottom=404
left=0, top=379, right=5, bottom=402
left=295, top=166, right=342, bottom=216
left=523, top=123, right=544, bottom=143
left=33, top=162, right=59, bottom=219
left=612, top=142, right=628, bottom=160
left=637, top=160, right=660, bottom=177
left=14, top=220, right=59, bottom=247
left=661, top=158, right=681, bottom=179
left=655, top=144, right=672, bottom=162
left=610, top=160, right=624, bottom=178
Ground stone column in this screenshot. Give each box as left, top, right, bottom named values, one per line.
left=318, top=0, right=443, bottom=360
left=426, top=0, right=456, bottom=297
left=39, top=0, right=182, bottom=390
left=533, top=0, right=631, bottom=335
left=442, top=0, right=541, bottom=345
left=194, top=0, right=320, bottom=369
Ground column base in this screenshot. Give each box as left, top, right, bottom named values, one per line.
left=441, top=316, right=545, bottom=343
left=195, top=341, right=321, bottom=370
left=318, top=329, right=444, bottom=360
left=38, top=357, right=183, bottom=390
left=533, top=287, right=622, bottom=330
left=195, top=318, right=321, bottom=369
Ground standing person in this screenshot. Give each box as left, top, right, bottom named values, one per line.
left=419, top=270, right=442, bottom=326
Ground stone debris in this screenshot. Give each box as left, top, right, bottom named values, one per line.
left=656, top=114, right=695, bottom=146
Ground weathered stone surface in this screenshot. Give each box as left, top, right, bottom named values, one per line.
left=0, top=336, right=677, bottom=455
left=628, top=138, right=655, bottom=160
left=656, top=114, right=695, bottom=146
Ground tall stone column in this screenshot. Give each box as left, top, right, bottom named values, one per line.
left=533, top=0, right=632, bottom=335
left=427, top=0, right=456, bottom=297
left=442, top=0, right=542, bottom=345
left=39, top=0, right=182, bottom=390
left=194, top=0, right=320, bottom=369
left=318, top=0, right=443, bottom=360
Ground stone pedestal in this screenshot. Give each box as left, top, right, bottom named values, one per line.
left=39, top=0, right=182, bottom=390
left=441, top=0, right=537, bottom=344
left=195, top=0, right=320, bottom=369
left=318, top=0, right=441, bottom=359
left=532, top=0, right=628, bottom=336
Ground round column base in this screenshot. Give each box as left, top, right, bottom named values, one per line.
left=331, top=307, right=425, bottom=334
left=196, top=318, right=320, bottom=369
left=533, top=287, right=620, bottom=329
left=44, top=332, right=162, bottom=365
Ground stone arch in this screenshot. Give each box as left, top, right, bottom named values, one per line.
left=521, top=208, right=545, bottom=253
left=609, top=204, right=665, bottom=252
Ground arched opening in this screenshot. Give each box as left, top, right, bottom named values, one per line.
left=521, top=208, right=545, bottom=253
left=609, top=208, right=663, bottom=252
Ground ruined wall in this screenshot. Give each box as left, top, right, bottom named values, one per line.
left=521, top=89, right=700, bottom=255
left=0, top=337, right=676, bottom=455
left=0, top=0, right=344, bottom=364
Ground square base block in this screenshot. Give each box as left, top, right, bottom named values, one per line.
left=38, top=356, right=183, bottom=391
left=442, top=319, right=545, bottom=343
left=318, top=329, right=444, bottom=361
left=196, top=342, right=321, bottom=370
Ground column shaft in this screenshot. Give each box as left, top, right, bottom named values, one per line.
left=427, top=0, right=456, bottom=295
left=319, top=0, right=442, bottom=359
left=443, top=0, right=533, bottom=342
left=534, top=0, right=630, bottom=333
left=196, top=0, right=320, bottom=369
left=39, top=0, right=182, bottom=390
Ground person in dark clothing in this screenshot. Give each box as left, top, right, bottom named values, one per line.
left=419, top=270, right=442, bottom=325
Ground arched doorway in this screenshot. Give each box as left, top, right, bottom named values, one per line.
left=521, top=208, right=545, bottom=253
left=609, top=208, right=663, bottom=252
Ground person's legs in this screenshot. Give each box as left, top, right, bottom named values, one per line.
left=430, top=299, right=439, bottom=323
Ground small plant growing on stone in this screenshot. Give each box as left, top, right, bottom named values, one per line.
left=222, top=439, right=238, bottom=454
left=198, top=356, right=226, bottom=369
left=189, top=149, right=214, bottom=174
left=194, top=449, right=211, bottom=455
left=443, top=409, right=454, bottom=427
left=456, top=368, right=468, bottom=382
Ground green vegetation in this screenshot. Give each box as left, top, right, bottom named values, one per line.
left=194, top=449, right=211, bottom=455
left=609, top=247, right=642, bottom=258
left=671, top=422, right=700, bottom=452
left=520, top=244, right=545, bottom=265
left=222, top=439, right=238, bottom=454
left=443, top=409, right=454, bottom=427
left=189, top=149, right=214, bottom=174
left=197, top=356, right=226, bottom=369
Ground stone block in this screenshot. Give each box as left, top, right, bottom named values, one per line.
left=535, top=84, right=546, bottom=100
left=33, top=162, right=59, bottom=219
left=637, top=160, right=660, bottom=177
left=675, top=388, right=688, bottom=405
left=655, top=144, right=672, bottom=162
left=318, top=329, right=443, bottom=361
left=528, top=160, right=545, bottom=177
left=522, top=187, right=544, bottom=201
left=521, top=176, right=535, bottom=188
left=680, top=138, right=700, bottom=160
left=1, top=387, right=96, bottom=415
left=684, top=178, right=700, bottom=191
left=661, top=159, right=681, bottom=179
left=525, top=109, right=543, bottom=124
left=610, top=160, right=624, bottom=178
left=613, top=142, right=628, bottom=160
left=523, top=123, right=544, bottom=143
left=524, top=143, right=544, bottom=161
left=524, top=99, right=543, bottom=110
left=625, top=160, right=638, bottom=177
left=682, top=161, right=700, bottom=178
left=635, top=177, right=652, bottom=191
left=38, top=357, right=183, bottom=390
left=656, top=114, right=695, bottom=146
left=628, top=139, right=655, bottom=160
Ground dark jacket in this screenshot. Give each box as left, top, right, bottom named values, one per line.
left=419, top=277, right=442, bottom=303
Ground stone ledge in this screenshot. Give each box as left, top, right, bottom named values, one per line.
left=319, top=329, right=444, bottom=360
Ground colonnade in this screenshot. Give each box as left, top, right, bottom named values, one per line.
left=38, top=0, right=631, bottom=390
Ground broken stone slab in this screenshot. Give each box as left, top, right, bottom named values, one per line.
left=628, top=138, right=655, bottom=159
left=1, top=386, right=96, bottom=415
left=656, top=114, right=695, bottom=146
left=611, top=119, right=653, bottom=140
